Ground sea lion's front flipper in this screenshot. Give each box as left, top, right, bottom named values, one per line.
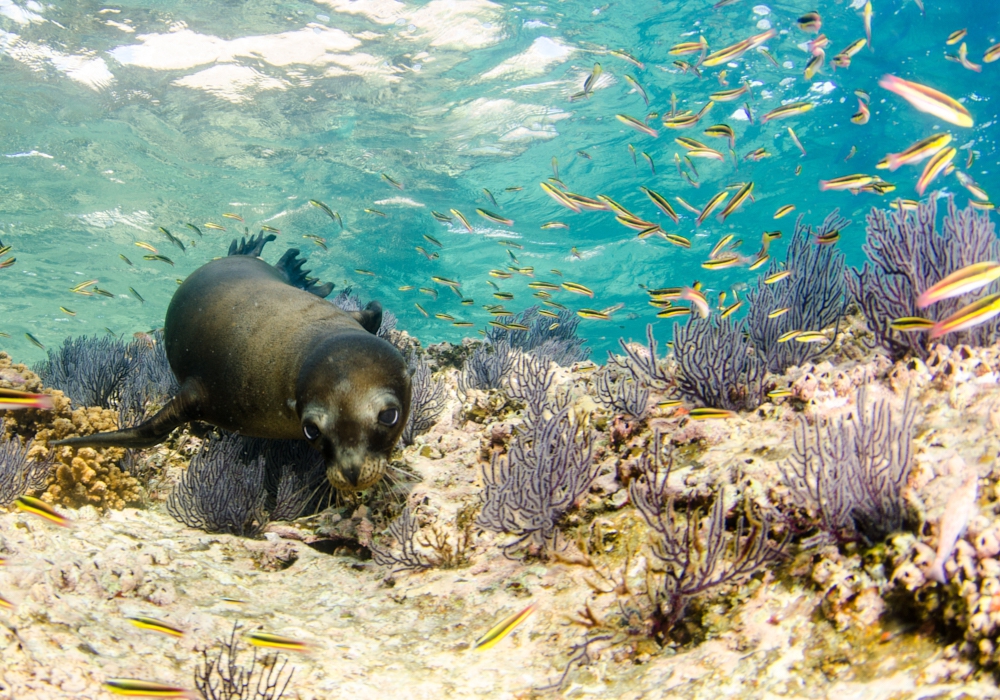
left=50, top=380, right=205, bottom=449
left=350, top=301, right=383, bottom=334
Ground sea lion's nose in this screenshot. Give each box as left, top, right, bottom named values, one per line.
left=342, top=464, right=361, bottom=487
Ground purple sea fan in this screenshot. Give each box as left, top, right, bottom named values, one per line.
left=672, top=316, right=766, bottom=411
left=780, top=384, right=917, bottom=545
left=369, top=504, right=434, bottom=572
left=35, top=334, right=142, bottom=410
left=477, top=402, right=596, bottom=556
left=484, top=305, right=590, bottom=366
left=0, top=421, right=52, bottom=507
left=746, top=210, right=849, bottom=373
left=166, top=432, right=267, bottom=538
left=629, top=430, right=786, bottom=637
left=458, top=337, right=516, bottom=394
left=34, top=331, right=179, bottom=427
left=847, top=196, right=999, bottom=360
left=593, top=366, right=649, bottom=421
left=607, top=324, right=671, bottom=390
left=400, top=351, right=447, bottom=446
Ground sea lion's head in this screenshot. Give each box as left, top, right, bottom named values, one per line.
left=297, top=330, right=411, bottom=491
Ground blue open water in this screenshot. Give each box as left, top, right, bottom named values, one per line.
left=0, top=0, right=996, bottom=361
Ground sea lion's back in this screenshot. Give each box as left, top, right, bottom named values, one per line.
left=163, top=256, right=352, bottom=428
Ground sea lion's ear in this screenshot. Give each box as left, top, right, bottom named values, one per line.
left=351, top=300, right=382, bottom=334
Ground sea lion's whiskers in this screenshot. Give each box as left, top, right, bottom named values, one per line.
left=279, top=475, right=329, bottom=520
left=380, top=468, right=409, bottom=495
left=281, top=465, right=334, bottom=518
left=366, top=477, right=394, bottom=506
left=299, top=479, right=326, bottom=508
left=332, top=490, right=352, bottom=510
left=312, top=480, right=335, bottom=516
left=360, top=461, right=418, bottom=510
left=384, top=461, right=422, bottom=489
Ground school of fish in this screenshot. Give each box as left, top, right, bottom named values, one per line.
left=0, top=2, right=991, bottom=362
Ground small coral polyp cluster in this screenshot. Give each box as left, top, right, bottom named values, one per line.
left=893, top=519, right=1000, bottom=669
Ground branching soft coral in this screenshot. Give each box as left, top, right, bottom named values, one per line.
left=0, top=420, right=52, bottom=507
left=847, top=196, right=999, bottom=359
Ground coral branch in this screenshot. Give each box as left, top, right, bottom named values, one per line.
left=33, top=332, right=179, bottom=427
left=630, top=431, right=785, bottom=636
left=461, top=306, right=589, bottom=396
left=401, top=351, right=447, bottom=446
left=166, top=432, right=268, bottom=537
left=504, top=351, right=561, bottom=416
left=746, top=210, right=849, bottom=373
left=781, top=384, right=917, bottom=544
left=370, top=504, right=433, bottom=571
left=0, top=421, right=52, bottom=507
left=36, top=335, right=141, bottom=410
left=607, top=324, right=670, bottom=389
left=672, top=316, right=766, bottom=411
left=370, top=502, right=471, bottom=571
left=477, top=399, right=596, bottom=556
left=194, top=622, right=294, bottom=700
left=847, top=196, right=1000, bottom=359
left=484, top=305, right=589, bottom=366
left=593, top=367, right=649, bottom=420
left=458, top=338, right=516, bottom=394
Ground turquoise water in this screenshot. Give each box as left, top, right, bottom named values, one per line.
left=0, top=0, right=996, bottom=362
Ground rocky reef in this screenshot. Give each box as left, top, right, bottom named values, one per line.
left=2, top=315, right=1000, bottom=698
left=1, top=199, right=999, bottom=697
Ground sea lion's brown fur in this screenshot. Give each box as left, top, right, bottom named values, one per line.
left=53, top=254, right=411, bottom=491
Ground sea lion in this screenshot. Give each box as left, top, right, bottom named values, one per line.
left=53, top=233, right=411, bottom=492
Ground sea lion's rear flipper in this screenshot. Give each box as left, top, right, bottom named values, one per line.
left=275, top=248, right=334, bottom=298
left=350, top=300, right=383, bottom=334
left=50, top=380, right=205, bottom=450
left=228, top=231, right=277, bottom=257
left=230, top=235, right=335, bottom=298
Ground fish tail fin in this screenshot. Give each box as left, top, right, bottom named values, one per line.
left=50, top=381, right=202, bottom=450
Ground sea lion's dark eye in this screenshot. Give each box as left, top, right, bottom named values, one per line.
left=303, top=421, right=320, bottom=440
left=378, top=407, right=400, bottom=427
